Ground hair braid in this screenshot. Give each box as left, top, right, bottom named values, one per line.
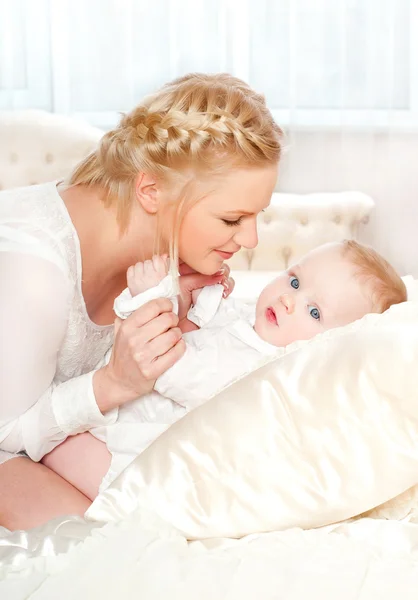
left=68, top=72, right=283, bottom=227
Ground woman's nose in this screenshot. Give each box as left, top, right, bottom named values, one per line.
left=280, top=293, right=295, bottom=314
left=233, top=219, right=259, bottom=250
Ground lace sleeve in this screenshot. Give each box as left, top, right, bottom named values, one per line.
left=0, top=250, right=116, bottom=461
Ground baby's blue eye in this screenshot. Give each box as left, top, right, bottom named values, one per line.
left=290, top=276, right=299, bottom=289
left=309, top=306, right=320, bottom=320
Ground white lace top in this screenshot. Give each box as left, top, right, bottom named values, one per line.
left=0, top=182, right=117, bottom=463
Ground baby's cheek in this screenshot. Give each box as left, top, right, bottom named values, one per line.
left=255, top=318, right=284, bottom=348
left=254, top=315, right=274, bottom=345
left=297, top=319, right=323, bottom=342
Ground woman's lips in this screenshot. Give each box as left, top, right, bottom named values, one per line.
left=214, top=250, right=235, bottom=260
left=266, top=307, right=278, bottom=325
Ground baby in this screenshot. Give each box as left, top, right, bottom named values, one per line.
left=88, top=239, right=406, bottom=493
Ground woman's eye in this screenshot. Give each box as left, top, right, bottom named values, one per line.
left=222, top=217, right=243, bottom=227
left=289, top=276, right=299, bottom=289
left=309, top=306, right=320, bottom=321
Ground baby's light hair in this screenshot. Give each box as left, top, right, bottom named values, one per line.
left=342, top=240, right=407, bottom=313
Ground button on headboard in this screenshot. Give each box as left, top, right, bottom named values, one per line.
left=228, top=191, right=375, bottom=271
left=0, top=110, right=103, bottom=190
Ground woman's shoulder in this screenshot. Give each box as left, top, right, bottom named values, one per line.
left=0, top=182, right=76, bottom=275
left=0, top=181, right=66, bottom=225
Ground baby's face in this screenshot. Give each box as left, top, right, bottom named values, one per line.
left=254, top=243, right=374, bottom=347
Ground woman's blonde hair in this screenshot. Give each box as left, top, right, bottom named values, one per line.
left=67, top=73, right=283, bottom=265
left=342, top=240, right=407, bottom=312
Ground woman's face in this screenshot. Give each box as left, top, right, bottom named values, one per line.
left=178, top=165, right=278, bottom=274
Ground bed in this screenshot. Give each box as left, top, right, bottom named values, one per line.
left=2, top=292, right=418, bottom=599
left=2, top=111, right=418, bottom=599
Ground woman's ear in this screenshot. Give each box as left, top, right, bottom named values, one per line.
left=135, top=173, right=159, bottom=214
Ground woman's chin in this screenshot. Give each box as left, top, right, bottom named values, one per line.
left=188, top=256, right=224, bottom=275
left=207, top=259, right=226, bottom=275
left=201, top=264, right=222, bottom=275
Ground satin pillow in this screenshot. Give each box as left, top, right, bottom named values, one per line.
left=88, top=301, right=418, bottom=539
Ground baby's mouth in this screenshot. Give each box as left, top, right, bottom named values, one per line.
left=266, top=306, right=278, bottom=326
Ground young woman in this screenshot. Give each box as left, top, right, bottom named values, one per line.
left=0, top=73, right=282, bottom=529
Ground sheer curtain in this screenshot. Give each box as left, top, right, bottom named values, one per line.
left=1, top=0, right=417, bottom=273
left=1, top=0, right=415, bottom=127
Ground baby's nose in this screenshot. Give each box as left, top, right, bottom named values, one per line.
left=280, top=293, right=295, bottom=314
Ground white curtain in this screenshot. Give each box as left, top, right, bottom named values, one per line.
left=1, top=0, right=417, bottom=274
left=1, top=0, right=415, bottom=129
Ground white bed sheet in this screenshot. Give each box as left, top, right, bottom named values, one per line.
left=1, top=509, right=418, bottom=599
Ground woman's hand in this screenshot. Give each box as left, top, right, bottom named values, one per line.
left=94, top=298, right=185, bottom=413
left=177, top=262, right=235, bottom=320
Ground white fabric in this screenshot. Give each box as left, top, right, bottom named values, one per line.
left=113, top=276, right=223, bottom=328
left=87, top=299, right=418, bottom=541
left=94, top=285, right=278, bottom=492
left=187, top=284, right=224, bottom=327
left=113, top=275, right=179, bottom=319
left=3, top=298, right=418, bottom=598
left=211, top=272, right=418, bottom=526
left=155, top=298, right=279, bottom=405
left=2, top=3, right=407, bottom=124
left=3, top=513, right=418, bottom=600
left=155, top=291, right=280, bottom=403
left=0, top=182, right=116, bottom=463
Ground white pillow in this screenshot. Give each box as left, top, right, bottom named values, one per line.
left=87, top=300, right=418, bottom=539
left=359, top=276, right=418, bottom=524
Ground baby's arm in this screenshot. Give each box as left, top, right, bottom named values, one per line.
left=154, top=336, right=221, bottom=409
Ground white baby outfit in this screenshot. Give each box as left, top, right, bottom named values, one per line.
left=92, top=277, right=280, bottom=492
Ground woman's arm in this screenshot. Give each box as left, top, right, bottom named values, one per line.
left=0, top=251, right=118, bottom=461
left=0, top=249, right=188, bottom=462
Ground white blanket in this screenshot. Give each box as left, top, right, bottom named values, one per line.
left=1, top=510, right=418, bottom=599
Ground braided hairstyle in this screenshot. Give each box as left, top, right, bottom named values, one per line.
left=68, top=73, right=282, bottom=270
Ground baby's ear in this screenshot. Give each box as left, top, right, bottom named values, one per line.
left=135, top=173, right=158, bottom=214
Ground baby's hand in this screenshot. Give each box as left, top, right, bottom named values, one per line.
left=127, top=255, right=169, bottom=296
left=191, top=288, right=203, bottom=306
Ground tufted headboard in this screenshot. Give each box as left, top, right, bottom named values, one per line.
left=228, top=191, right=375, bottom=272
left=0, top=110, right=103, bottom=191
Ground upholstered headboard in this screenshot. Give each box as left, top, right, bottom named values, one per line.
left=0, top=110, right=103, bottom=190
left=228, top=191, right=375, bottom=272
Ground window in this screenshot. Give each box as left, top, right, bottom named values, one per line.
left=1, top=0, right=416, bottom=130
